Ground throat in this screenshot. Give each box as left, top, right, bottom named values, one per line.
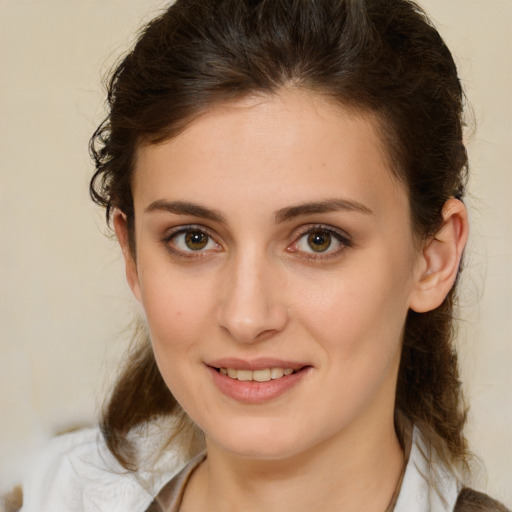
left=179, top=431, right=406, bottom=512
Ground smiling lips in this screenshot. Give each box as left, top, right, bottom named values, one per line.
left=209, top=362, right=309, bottom=403
left=219, top=367, right=295, bottom=382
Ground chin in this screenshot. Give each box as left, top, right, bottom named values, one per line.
left=217, top=439, right=304, bottom=461
left=202, top=417, right=320, bottom=461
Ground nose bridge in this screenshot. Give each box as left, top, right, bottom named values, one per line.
left=217, top=244, right=287, bottom=343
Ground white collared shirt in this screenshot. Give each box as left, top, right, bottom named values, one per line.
left=21, top=425, right=461, bottom=512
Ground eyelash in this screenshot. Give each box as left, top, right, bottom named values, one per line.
left=161, top=224, right=352, bottom=261
left=161, top=225, right=221, bottom=259
left=288, top=224, right=352, bottom=261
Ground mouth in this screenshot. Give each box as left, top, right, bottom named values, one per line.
left=207, top=362, right=311, bottom=403
left=214, top=366, right=298, bottom=382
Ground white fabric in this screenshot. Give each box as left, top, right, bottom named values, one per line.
left=21, top=425, right=461, bottom=512
left=394, top=428, right=462, bottom=512
left=21, top=426, right=186, bottom=512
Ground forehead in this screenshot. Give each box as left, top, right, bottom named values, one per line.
left=132, top=89, right=407, bottom=220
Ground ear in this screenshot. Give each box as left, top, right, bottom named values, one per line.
left=113, top=208, right=142, bottom=302
left=409, top=198, right=469, bottom=313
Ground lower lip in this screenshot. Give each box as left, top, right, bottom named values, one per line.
left=208, top=366, right=310, bottom=404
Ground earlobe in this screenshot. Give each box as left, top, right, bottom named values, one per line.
left=409, top=198, right=469, bottom=313
left=112, top=209, right=142, bottom=302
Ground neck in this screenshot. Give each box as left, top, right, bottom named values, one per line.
left=182, top=417, right=405, bottom=512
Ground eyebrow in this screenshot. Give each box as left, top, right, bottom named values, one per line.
left=274, top=199, right=373, bottom=223
left=145, top=200, right=226, bottom=223
left=144, top=197, right=373, bottom=224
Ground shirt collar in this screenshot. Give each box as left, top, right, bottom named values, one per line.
left=394, top=426, right=461, bottom=512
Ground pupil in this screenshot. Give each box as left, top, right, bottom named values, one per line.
left=185, top=231, right=208, bottom=250
left=308, top=231, right=331, bottom=252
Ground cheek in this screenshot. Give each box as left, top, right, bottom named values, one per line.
left=294, top=251, right=413, bottom=360
left=290, top=255, right=413, bottom=427
left=136, top=267, right=219, bottom=408
left=136, top=262, right=218, bottom=355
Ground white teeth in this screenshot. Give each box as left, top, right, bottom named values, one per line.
left=236, top=369, right=253, bottom=381
left=219, top=367, right=296, bottom=381
left=270, top=367, right=284, bottom=379
left=253, top=369, right=271, bottom=382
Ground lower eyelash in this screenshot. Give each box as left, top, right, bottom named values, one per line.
left=292, top=225, right=352, bottom=260
left=160, top=226, right=217, bottom=258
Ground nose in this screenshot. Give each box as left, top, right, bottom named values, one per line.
left=217, top=249, right=288, bottom=343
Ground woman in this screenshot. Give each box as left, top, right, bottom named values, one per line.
left=19, top=0, right=510, bottom=511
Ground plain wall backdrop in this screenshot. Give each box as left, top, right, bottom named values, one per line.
left=0, top=0, right=511, bottom=506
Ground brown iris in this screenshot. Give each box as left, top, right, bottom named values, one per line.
left=307, top=231, right=332, bottom=252
left=185, top=230, right=209, bottom=250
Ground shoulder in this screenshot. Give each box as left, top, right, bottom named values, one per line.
left=454, top=488, right=511, bottom=512
left=20, top=427, right=186, bottom=512
left=393, top=425, right=510, bottom=512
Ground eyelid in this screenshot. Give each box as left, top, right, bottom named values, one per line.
left=161, top=224, right=222, bottom=257
left=287, top=224, right=352, bottom=258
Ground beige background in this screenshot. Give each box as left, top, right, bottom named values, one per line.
left=0, top=0, right=510, bottom=505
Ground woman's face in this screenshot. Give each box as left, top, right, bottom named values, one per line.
left=124, top=90, right=423, bottom=460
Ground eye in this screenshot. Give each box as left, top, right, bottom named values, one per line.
left=183, top=230, right=210, bottom=250
left=289, top=226, right=350, bottom=258
left=165, top=227, right=220, bottom=255
left=303, top=231, right=333, bottom=253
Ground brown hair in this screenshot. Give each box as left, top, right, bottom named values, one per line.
left=90, top=0, right=469, bottom=471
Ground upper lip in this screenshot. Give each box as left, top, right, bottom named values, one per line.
left=207, top=357, right=308, bottom=371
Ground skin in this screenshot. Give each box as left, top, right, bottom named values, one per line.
left=114, top=89, right=468, bottom=512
